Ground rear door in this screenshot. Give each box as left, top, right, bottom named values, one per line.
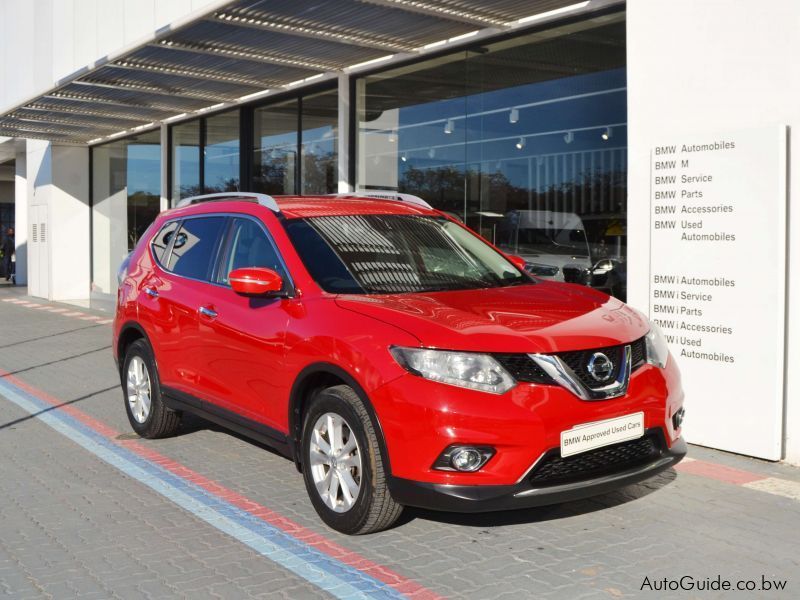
left=198, top=215, right=291, bottom=431
left=139, top=215, right=228, bottom=401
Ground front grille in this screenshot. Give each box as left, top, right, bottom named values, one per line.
left=630, top=337, right=646, bottom=369
left=493, top=337, right=647, bottom=390
left=529, top=431, right=663, bottom=487
left=494, top=354, right=554, bottom=384
left=558, top=345, right=625, bottom=390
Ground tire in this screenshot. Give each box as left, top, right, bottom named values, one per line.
left=301, top=385, right=402, bottom=534
left=121, top=338, right=181, bottom=439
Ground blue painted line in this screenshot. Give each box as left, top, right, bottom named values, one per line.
left=0, top=377, right=408, bottom=600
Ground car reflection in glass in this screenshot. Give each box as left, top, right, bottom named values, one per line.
left=491, top=210, right=627, bottom=300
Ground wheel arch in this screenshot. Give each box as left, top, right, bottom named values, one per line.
left=116, top=321, right=151, bottom=373
left=289, top=363, right=391, bottom=475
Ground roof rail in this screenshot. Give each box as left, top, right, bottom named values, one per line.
left=175, top=192, right=280, bottom=213
left=348, top=189, right=433, bottom=209
left=326, top=190, right=435, bottom=210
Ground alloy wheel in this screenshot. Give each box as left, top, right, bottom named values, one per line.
left=126, top=356, right=152, bottom=424
left=309, top=412, right=362, bottom=513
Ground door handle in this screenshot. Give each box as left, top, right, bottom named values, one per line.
left=144, top=287, right=159, bottom=298
left=198, top=306, right=218, bottom=319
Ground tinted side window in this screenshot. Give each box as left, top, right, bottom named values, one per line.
left=151, top=221, right=179, bottom=266
left=218, top=218, right=284, bottom=285
left=167, top=217, right=227, bottom=281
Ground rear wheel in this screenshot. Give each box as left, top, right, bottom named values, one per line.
left=301, top=385, right=402, bottom=534
left=122, top=339, right=181, bottom=438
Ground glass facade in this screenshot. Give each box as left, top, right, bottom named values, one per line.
left=301, top=90, right=338, bottom=194
left=251, top=89, right=339, bottom=195
left=91, top=129, right=161, bottom=310
left=356, top=14, right=628, bottom=299
left=171, top=120, right=200, bottom=200
left=170, top=109, right=241, bottom=201
left=253, top=99, right=299, bottom=195
left=204, top=111, right=240, bottom=193
left=91, top=14, right=627, bottom=313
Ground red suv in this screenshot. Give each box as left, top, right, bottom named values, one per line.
left=113, top=192, right=686, bottom=534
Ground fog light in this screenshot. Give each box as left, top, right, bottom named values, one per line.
left=452, top=449, right=483, bottom=471
left=433, top=445, right=495, bottom=472
left=672, top=407, right=685, bottom=430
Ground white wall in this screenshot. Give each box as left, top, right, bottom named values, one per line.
left=50, top=145, right=90, bottom=301
left=24, top=140, right=90, bottom=301
left=0, top=0, right=228, bottom=113
left=627, top=0, right=800, bottom=463
left=26, top=139, right=51, bottom=298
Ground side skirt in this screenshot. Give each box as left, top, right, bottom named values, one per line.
left=161, top=386, right=295, bottom=460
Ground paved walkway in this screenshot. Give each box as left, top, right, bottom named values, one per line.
left=0, top=287, right=797, bottom=599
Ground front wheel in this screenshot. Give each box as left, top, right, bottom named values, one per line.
left=122, top=338, right=181, bottom=438
left=301, top=385, right=402, bottom=534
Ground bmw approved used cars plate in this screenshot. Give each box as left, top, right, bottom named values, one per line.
left=560, top=412, right=644, bottom=458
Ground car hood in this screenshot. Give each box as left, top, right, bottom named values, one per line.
left=335, top=281, right=648, bottom=354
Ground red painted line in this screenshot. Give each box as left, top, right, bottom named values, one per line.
left=675, top=458, right=767, bottom=485
left=0, top=370, right=442, bottom=600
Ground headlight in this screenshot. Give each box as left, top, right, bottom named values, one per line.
left=390, top=347, right=516, bottom=394
left=645, top=320, right=670, bottom=368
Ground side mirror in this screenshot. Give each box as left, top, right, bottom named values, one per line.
left=229, top=267, right=283, bottom=296
left=507, top=255, right=527, bottom=271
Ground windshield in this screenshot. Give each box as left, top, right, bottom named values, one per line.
left=284, top=214, right=531, bottom=294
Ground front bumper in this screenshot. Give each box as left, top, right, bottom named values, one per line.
left=388, top=435, right=686, bottom=513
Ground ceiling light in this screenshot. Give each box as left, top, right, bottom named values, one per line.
left=237, top=89, right=271, bottom=102
left=401, top=152, right=408, bottom=162
left=421, top=39, right=447, bottom=50
left=513, top=2, right=590, bottom=26
left=448, top=31, right=479, bottom=43
left=564, top=131, right=574, bottom=144
left=509, top=108, right=519, bottom=124
left=602, top=126, right=612, bottom=140
left=195, top=103, right=225, bottom=114
left=515, top=137, right=526, bottom=150
left=444, top=118, right=454, bottom=135
left=286, top=73, right=326, bottom=87
left=346, top=55, right=395, bottom=71
left=388, top=130, right=397, bottom=143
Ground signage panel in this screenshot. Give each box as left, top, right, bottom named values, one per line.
left=648, top=126, right=786, bottom=460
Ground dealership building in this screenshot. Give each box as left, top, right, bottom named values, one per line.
left=1, top=0, right=798, bottom=465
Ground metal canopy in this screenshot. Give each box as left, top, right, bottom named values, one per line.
left=0, top=0, right=596, bottom=145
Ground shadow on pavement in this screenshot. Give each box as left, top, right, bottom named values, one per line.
left=0, top=345, right=111, bottom=376
left=0, top=323, right=105, bottom=350
left=0, top=384, right=119, bottom=431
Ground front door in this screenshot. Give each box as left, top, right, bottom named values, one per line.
left=199, top=216, right=291, bottom=432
